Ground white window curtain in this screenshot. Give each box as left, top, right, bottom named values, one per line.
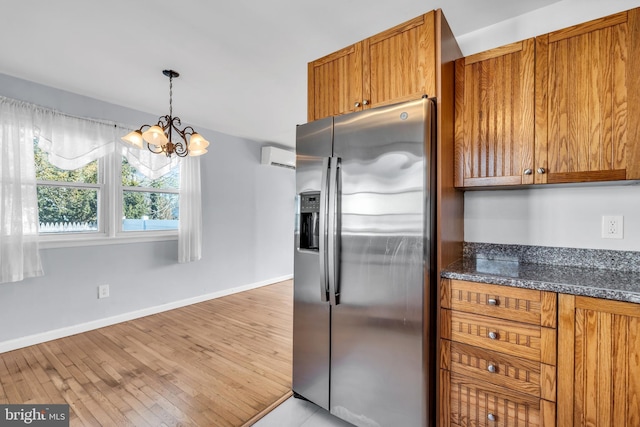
left=0, top=96, right=203, bottom=269
left=0, top=97, right=44, bottom=283
left=178, top=155, right=202, bottom=263
left=34, top=109, right=117, bottom=170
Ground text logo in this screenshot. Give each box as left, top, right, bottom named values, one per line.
left=0, top=405, right=69, bottom=427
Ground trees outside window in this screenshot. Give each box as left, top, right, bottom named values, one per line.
left=35, top=140, right=101, bottom=233
left=35, top=139, right=180, bottom=236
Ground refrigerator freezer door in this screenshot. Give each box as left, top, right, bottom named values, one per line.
left=330, top=99, right=432, bottom=426
left=293, top=117, right=333, bottom=410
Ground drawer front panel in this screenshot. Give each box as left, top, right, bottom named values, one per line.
left=449, top=279, right=555, bottom=326
left=451, top=310, right=546, bottom=362
left=449, top=372, right=542, bottom=427
left=448, top=341, right=556, bottom=400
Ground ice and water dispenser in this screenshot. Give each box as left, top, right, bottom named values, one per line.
left=299, top=192, right=320, bottom=251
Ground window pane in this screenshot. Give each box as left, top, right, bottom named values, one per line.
left=37, top=186, right=98, bottom=233
left=121, top=158, right=179, bottom=189
left=122, top=191, right=179, bottom=231
left=34, top=139, right=98, bottom=184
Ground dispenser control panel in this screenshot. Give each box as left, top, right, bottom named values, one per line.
left=299, top=192, right=320, bottom=251
left=300, top=193, right=320, bottom=213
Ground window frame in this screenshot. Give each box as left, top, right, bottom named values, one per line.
left=37, top=150, right=180, bottom=249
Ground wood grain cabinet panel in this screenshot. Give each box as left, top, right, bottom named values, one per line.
left=307, top=12, right=437, bottom=121
left=536, top=9, right=640, bottom=184
left=445, top=341, right=556, bottom=400
left=307, top=43, right=363, bottom=121
left=558, top=294, right=640, bottom=427
left=450, top=310, right=556, bottom=364
left=440, top=279, right=557, bottom=427
left=366, top=13, right=436, bottom=109
left=446, top=279, right=557, bottom=327
left=454, top=39, right=535, bottom=187
left=442, top=371, right=556, bottom=427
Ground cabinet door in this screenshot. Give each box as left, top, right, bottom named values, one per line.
left=454, top=39, right=535, bottom=187
left=307, top=43, right=363, bottom=122
left=365, top=12, right=436, bottom=109
left=558, top=294, right=640, bottom=426
left=536, top=10, right=640, bottom=184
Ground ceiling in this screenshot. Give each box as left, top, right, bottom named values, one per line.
left=0, top=0, right=561, bottom=148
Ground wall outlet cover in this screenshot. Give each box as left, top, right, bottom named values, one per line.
left=602, top=215, right=623, bottom=239
left=98, top=284, right=110, bottom=299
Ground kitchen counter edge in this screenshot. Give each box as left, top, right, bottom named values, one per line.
left=441, top=257, right=640, bottom=304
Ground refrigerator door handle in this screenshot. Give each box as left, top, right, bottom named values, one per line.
left=318, top=157, right=330, bottom=302
left=327, top=156, right=341, bottom=306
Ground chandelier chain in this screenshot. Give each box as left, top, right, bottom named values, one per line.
left=169, top=74, right=173, bottom=117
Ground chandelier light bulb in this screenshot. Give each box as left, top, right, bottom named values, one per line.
left=142, top=125, right=168, bottom=146
left=121, top=129, right=144, bottom=148
left=189, top=132, right=210, bottom=150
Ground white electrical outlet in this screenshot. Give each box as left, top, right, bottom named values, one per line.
left=98, top=284, right=110, bottom=299
left=602, top=215, right=623, bottom=239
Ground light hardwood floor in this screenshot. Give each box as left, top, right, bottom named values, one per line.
left=0, top=280, right=293, bottom=426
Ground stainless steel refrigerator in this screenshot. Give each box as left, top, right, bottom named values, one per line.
left=293, top=97, right=437, bottom=427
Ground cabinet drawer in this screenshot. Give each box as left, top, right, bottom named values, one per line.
left=442, top=340, right=556, bottom=401
left=442, top=279, right=557, bottom=327
left=443, top=371, right=556, bottom=427
left=446, top=310, right=556, bottom=364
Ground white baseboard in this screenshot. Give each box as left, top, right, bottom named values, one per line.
left=0, top=274, right=292, bottom=354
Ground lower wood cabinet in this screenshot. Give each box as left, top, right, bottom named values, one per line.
left=440, top=371, right=556, bottom=427
left=558, top=294, right=640, bottom=427
left=440, top=279, right=557, bottom=427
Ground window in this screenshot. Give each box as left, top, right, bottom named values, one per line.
left=35, top=138, right=102, bottom=234
left=121, top=158, right=180, bottom=231
left=35, top=138, right=181, bottom=242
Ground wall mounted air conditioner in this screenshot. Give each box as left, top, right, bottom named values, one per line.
left=261, top=146, right=296, bottom=169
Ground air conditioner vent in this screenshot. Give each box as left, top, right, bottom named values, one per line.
left=261, top=146, right=295, bottom=169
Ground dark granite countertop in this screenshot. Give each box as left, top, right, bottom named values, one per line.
left=441, top=243, right=640, bottom=304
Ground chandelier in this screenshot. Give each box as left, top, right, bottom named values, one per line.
left=121, top=69, right=209, bottom=157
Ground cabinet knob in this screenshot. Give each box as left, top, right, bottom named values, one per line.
left=487, top=364, right=497, bottom=373
left=488, top=331, right=498, bottom=340
left=523, top=168, right=533, bottom=175
left=363, top=99, right=369, bottom=105
left=488, top=413, right=497, bottom=422
left=537, top=167, right=546, bottom=174
left=488, top=298, right=498, bottom=306
left=354, top=101, right=361, bottom=108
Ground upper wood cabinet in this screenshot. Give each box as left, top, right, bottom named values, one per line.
left=454, top=39, right=535, bottom=187
left=558, top=294, right=640, bottom=426
left=307, top=43, right=363, bottom=121
left=454, top=8, right=640, bottom=188
left=536, top=10, right=640, bottom=184
left=307, top=13, right=437, bottom=122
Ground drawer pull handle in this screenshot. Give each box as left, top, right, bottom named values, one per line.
left=488, top=331, right=498, bottom=340
left=488, top=298, right=498, bottom=306
left=488, top=413, right=497, bottom=422
left=487, top=364, right=497, bottom=373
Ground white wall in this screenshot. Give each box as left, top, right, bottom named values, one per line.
left=465, top=184, right=640, bottom=250
left=459, top=0, right=640, bottom=250
left=0, top=74, right=295, bottom=348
